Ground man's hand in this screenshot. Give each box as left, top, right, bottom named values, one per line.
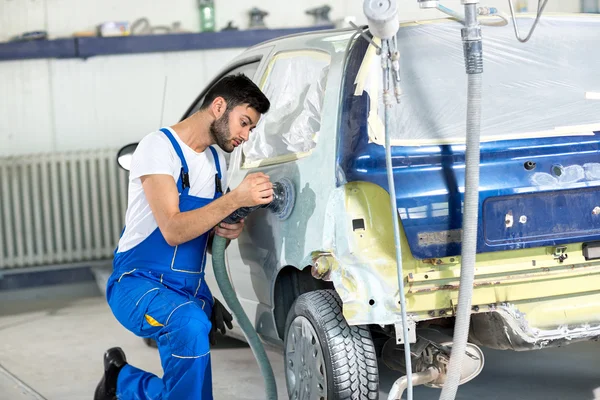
left=214, top=219, right=244, bottom=240
left=232, top=173, right=273, bottom=207
left=210, top=298, right=234, bottom=346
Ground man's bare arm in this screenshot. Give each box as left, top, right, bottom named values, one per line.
left=141, top=173, right=272, bottom=246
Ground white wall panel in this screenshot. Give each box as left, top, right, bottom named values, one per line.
left=1, top=0, right=368, bottom=39
left=50, top=53, right=180, bottom=150
left=0, top=0, right=584, bottom=41
left=45, top=0, right=200, bottom=38
left=0, top=60, right=54, bottom=156
left=161, top=48, right=244, bottom=125
left=541, top=0, right=581, bottom=12
left=49, top=48, right=243, bottom=152
left=0, top=0, right=46, bottom=42
left=211, top=0, right=353, bottom=31
left=44, top=0, right=356, bottom=37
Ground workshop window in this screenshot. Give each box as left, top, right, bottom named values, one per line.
left=242, top=50, right=331, bottom=167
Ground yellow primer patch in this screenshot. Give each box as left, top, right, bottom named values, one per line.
left=337, top=181, right=600, bottom=328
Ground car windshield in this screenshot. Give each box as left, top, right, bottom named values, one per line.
left=358, top=15, right=600, bottom=146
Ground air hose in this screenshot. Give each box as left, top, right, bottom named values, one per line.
left=211, top=234, right=278, bottom=399
left=210, top=178, right=295, bottom=400
left=439, top=3, right=482, bottom=400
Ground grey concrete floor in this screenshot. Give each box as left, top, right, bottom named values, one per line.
left=0, top=293, right=599, bottom=400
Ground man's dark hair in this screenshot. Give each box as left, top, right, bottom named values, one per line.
left=199, top=73, right=270, bottom=114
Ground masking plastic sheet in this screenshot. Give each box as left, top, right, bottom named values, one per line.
left=243, top=51, right=330, bottom=164
left=360, top=15, right=600, bottom=145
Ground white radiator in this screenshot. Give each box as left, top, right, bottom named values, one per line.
left=0, top=149, right=129, bottom=269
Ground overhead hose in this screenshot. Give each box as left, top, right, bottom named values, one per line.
left=439, top=73, right=482, bottom=400
left=211, top=235, right=278, bottom=399
left=439, top=3, right=482, bottom=400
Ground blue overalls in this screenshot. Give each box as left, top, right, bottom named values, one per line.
left=106, top=128, right=223, bottom=400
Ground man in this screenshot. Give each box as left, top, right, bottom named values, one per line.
left=95, top=74, right=271, bottom=400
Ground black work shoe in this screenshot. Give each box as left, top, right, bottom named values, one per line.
left=94, top=347, right=127, bottom=400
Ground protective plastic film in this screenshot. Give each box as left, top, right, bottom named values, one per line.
left=243, top=51, right=331, bottom=165
left=360, top=15, right=600, bottom=145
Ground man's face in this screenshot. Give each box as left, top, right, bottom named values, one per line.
left=210, top=103, right=260, bottom=153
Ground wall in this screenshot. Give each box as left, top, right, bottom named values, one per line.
left=0, top=0, right=584, bottom=156
left=0, top=0, right=585, bottom=41
left=0, top=0, right=360, bottom=41
left=0, top=48, right=243, bottom=156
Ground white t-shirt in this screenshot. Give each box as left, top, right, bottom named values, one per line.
left=117, top=127, right=228, bottom=253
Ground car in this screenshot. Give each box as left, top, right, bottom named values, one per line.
left=118, top=13, right=600, bottom=399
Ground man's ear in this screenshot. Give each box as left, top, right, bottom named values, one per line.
left=211, top=97, right=227, bottom=118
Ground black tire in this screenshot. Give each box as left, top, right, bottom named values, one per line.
left=284, top=289, right=379, bottom=399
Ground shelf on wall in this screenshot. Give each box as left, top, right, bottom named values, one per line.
left=0, top=38, right=76, bottom=61
left=0, top=25, right=336, bottom=62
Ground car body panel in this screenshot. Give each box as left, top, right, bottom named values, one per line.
left=337, top=22, right=600, bottom=260
left=197, top=16, right=600, bottom=351
left=203, top=29, right=355, bottom=345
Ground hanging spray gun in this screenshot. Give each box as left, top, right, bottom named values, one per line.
left=361, top=1, right=415, bottom=399
left=363, top=0, right=402, bottom=106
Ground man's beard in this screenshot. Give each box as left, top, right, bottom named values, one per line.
left=209, top=110, right=233, bottom=153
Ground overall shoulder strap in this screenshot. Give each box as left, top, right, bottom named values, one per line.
left=160, top=128, right=190, bottom=194
left=208, top=146, right=222, bottom=179
left=208, top=146, right=223, bottom=197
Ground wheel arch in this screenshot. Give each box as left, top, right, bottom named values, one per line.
left=272, top=264, right=334, bottom=340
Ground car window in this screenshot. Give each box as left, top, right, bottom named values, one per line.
left=184, top=61, right=261, bottom=118
left=242, top=50, right=331, bottom=168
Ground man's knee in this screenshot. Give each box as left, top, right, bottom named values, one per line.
left=164, top=303, right=212, bottom=358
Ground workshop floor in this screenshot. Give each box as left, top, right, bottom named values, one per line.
left=1, top=288, right=599, bottom=400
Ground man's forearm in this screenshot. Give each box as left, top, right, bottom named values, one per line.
left=163, top=192, right=239, bottom=246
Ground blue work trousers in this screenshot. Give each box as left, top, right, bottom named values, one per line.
left=107, top=270, right=213, bottom=400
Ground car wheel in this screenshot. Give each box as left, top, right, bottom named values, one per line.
left=284, top=289, right=379, bottom=399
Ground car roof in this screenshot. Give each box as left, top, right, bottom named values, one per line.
left=246, top=25, right=363, bottom=52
